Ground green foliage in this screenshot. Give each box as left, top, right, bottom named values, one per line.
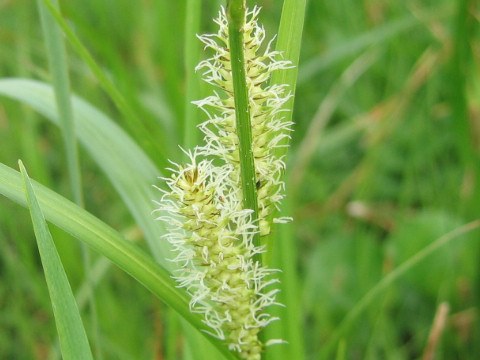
left=0, top=0, right=479, bottom=359
left=0, top=162, right=238, bottom=360
left=20, top=160, right=94, bottom=360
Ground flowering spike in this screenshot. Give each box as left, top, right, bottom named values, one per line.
left=155, top=5, right=293, bottom=359
left=194, top=6, right=293, bottom=236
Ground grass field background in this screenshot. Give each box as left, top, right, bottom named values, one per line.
left=0, top=0, right=479, bottom=359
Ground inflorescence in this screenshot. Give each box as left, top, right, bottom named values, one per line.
left=154, top=6, right=292, bottom=360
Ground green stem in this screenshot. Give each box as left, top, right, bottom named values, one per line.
left=226, top=1, right=260, bottom=252
left=183, top=0, right=201, bottom=152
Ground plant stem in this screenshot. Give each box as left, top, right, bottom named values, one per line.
left=226, top=0, right=260, bottom=252
left=183, top=0, right=202, bottom=153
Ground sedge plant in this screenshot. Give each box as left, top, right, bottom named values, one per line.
left=3, top=0, right=478, bottom=359
left=154, top=2, right=295, bottom=359
left=0, top=0, right=306, bottom=359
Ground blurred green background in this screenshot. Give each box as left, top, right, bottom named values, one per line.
left=0, top=0, right=479, bottom=359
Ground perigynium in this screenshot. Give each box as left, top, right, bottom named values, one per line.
left=154, top=5, right=292, bottom=360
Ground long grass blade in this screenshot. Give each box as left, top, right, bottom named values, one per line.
left=155, top=1, right=185, bottom=131
left=265, top=1, right=307, bottom=359
left=36, top=2, right=101, bottom=357
left=0, top=79, right=167, bottom=265
left=38, top=0, right=169, bottom=166
left=270, top=0, right=307, bottom=159
left=36, top=0, right=82, bottom=205
left=265, top=195, right=304, bottom=360
left=15, top=4, right=51, bottom=187
left=0, top=162, right=241, bottom=360
left=19, top=160, right=93, bottom=360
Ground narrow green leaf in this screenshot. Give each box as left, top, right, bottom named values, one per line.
left=265, top=1, right=307, bottom=359
left=15, top=3, right=51, bottom=187
left=19, top=160, right=93, bottom=360
left=36, top=3, right=101, bottom=357
left=226, top=0, right=260, bottom=254
left=0, top=162, right=241, bottom=360
left=0, top=79, right=167, bottom=265
left=38, top=0, right=168, bottom=166
left=271, top=0, right=307, bottom=159
left=266, top=196, right=305, bottom=360
left=37, top=0, right=82, bottom=206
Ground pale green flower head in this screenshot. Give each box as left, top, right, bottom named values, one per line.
left=155, top=5, right=292, bottom=360
left=194, top=6, right=293, bottom=237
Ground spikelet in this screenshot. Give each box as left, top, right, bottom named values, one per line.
left=194, top=6, right=293, bottom=236
left=154, top=6, right=292, bottom=359
left=154, top=151, right=280, bottom=359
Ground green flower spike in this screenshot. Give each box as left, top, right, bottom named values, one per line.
left=155, top=151, right=281, bottom=359
left=154, top=5, right=292, bottom=360
left=194, top=6, right=293, bottom=236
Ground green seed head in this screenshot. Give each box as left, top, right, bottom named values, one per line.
left=155, top=5, right=292, bottom=358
